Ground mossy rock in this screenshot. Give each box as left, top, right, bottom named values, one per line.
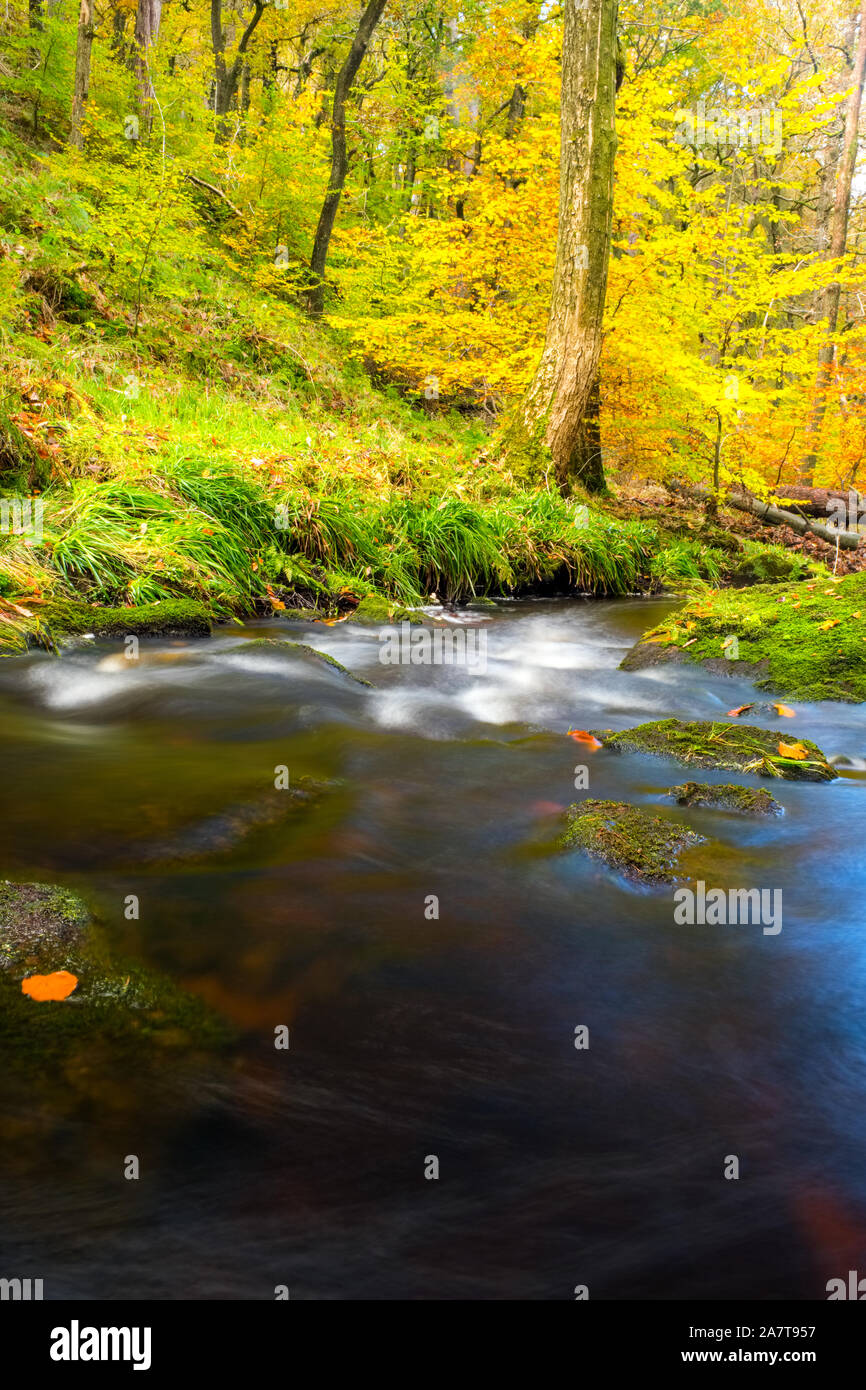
left=347, top=593, right=422, bottom=625
left=238, top=637, right=372, bottom=685
left=560, top=799, right=704, bottom=884
left=41, top=597, right=213, bottom=643
left=729, top=550, right=811, bottom=587
left=598, top=718, right=836, bottom=782
left=668, top=781, right=783, bottom=815
left=0, top=880, right=232, bottom=1068
left=622, top=571, right=866, bottom=702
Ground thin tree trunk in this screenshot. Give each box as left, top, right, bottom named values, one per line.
left=307, top=0, right=388, bottom=316
left=135, top=0, right=163, bottom=135
left=517, top=0, right=619, bottom=494
left=800, top=0, right=866, bottom=483
left=70, top=0, right=95, bottom=150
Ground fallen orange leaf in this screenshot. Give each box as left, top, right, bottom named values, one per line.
left=727, top=704, right=754, bottom=717
left=820, top=619, right=840, bottom=630
left=773, top=703, right=796, bottom=718
left=567, top=729, right=603, bottom=749
left=778, top=741, right=807, bottom=760
left=21, top=970, right=78, bottom=1001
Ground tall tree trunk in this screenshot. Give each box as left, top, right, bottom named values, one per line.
left=800, top=0, right=866, bottom=483
left=211, top=0, right=265, bottom=141
left=307, top=0, right=388, bottom=316
left=135, top=0, right=162, bottom=135
left=70, top=0, right=95, bottom=150
left=516, top=0, right=619, bottom=494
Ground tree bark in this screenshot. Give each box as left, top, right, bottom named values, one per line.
left=70, top=0, right=95, bottom=150
left=135, top=0, right=163, bottom=134
left=307, top=0, right=388, bottom=316
left=211, top=0, right=265, bottom=140
left=800, top=0, right=866, bottom=483
left=775, top=484, right=866, bottom=518
left=518, top=0, right=619, bottom=494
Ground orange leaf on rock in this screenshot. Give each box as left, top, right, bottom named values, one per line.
left=21, top=970, right=78, bottom=1001
left=567, top=729, right=602, bottom=749
left=777, top=741, right=807, bottom=760
left=773, top=703, right=796, bottom=718
left=727, top=704, right=754, bottom=717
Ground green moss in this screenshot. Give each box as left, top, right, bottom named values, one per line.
left=560, top=799, right=704, bottom=883
left=41, top=597, right=213, bottom=641
left=668, top=781, right=783, bottom=815
left=729, top=548, right=812, bottom=587
left=599, top=718, right=836, bottom=781
left=348, top=593, right=422, bottom=625
left=238, top=637, right=372, bottom=684
left=624, top=571, right=866, bottom=702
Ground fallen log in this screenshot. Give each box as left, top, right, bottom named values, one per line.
left=728, top=491, right=861, bottom=549
left=773, top=485, right=866, bottom=521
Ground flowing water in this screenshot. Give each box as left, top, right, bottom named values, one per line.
left=1, top=597, right=865, bottom=1300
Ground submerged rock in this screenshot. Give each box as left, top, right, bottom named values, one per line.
left=139, top=777, right=336, bottom=864
left=0, top=880, right=231, bottom=1062
left=237, top=637, right=372, bottom=685
left=597, top=718, right=836, bottom=782
left=561, top=799, right=704, bottom=884
left=668, top=781, right=783, bottom=815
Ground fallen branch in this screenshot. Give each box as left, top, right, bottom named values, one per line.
left=183, top=175, right=243, bottom=218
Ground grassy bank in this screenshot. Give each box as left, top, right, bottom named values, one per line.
left=625, top=572, right=866, bottom=703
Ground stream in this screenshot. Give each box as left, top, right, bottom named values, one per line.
left=1, top=597, right=865, bottom=1300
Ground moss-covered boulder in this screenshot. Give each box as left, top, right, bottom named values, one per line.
left=668, top=781, right=783, bottom=815
left=238, top=637, right=372, bottom=685
left=347, top=593, right=421, bottom=625
left=41, top=597, right=213, bottom=642
left=597, top=718, right=836, bottom=782
left=621, top=571, right=866, bottom=702
left=0, top=880, right=231, bottom=1065
left=729, top=549, right=812, bottom=588
left=560, top=799, right=704, bottom=883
